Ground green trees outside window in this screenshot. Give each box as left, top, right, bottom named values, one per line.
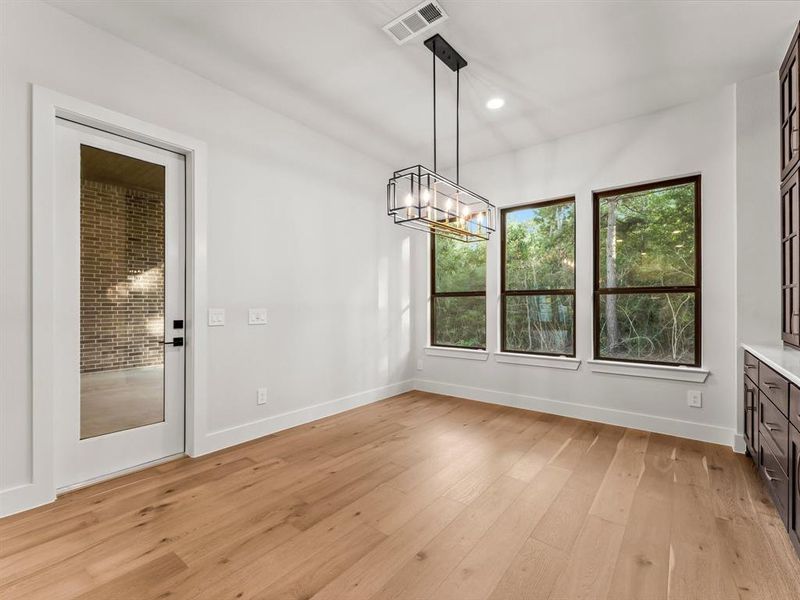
left=594, top=176, right=701, bottom=366
left=501, top=198, right=576, bottom=356
left=431, top=235, right=486, bottom=348
left=428, top=175, right=700, bottom=365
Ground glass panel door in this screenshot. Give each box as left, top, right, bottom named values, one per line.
left=54, top=119, right=185, bottom=490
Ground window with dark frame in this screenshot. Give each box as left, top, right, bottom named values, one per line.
left=501, top=197, right=576, bottom=357
left=430, top=234, right=486, bottom=349
left=593, top=175, right=701, bottom=367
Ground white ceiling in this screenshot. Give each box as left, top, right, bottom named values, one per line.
left=49, top=0, right=800, bottom=168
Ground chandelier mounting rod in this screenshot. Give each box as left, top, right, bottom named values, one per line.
left=424, top=34, right=467, bottom=184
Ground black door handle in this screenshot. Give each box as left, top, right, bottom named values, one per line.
left=161, top=337, right=184, bottom=347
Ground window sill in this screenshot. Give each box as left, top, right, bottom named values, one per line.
left=424, top=346, right=489, bottom=361
left=587, top=359, right=709, bottom=383
left=494, top=352, right=581, bottom=370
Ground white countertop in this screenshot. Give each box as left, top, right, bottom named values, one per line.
left=742, top=342, right=800, bottom=387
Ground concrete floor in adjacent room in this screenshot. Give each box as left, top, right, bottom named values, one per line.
left=80, top=366, right=164, bottom=440
left=2, top=391, right=798, bottom=600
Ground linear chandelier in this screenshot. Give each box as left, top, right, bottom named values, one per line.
left=386, top=34, right=496, bottom=242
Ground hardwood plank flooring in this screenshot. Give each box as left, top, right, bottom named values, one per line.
left=1, top=391, right=799, bottom=599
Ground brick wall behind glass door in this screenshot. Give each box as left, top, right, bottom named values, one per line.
left=80, top=179, right=165, bottom=373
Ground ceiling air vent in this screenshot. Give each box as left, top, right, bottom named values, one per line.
left=383, top=1, right=448, bottom=45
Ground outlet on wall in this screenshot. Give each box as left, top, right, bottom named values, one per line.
left=257, top=388, right=267, bottom=405
left=416, top=359, right=423, bottom=371
left=687, top=390, right=702, bottom=408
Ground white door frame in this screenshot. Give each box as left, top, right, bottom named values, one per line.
left=3, top=85, right=209, bottom=516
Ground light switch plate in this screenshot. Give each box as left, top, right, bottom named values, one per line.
left=208, top=308, right=225, bottom=327
left=257, top=388, right=267, bottom=405
left=687, top=390, right=702, bottom=408
left=249, top=308, right=267, bottom=325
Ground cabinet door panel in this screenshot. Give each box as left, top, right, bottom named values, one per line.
left=790, top=425, right=800, bottom=553
left=744, top=375, right=758, bottom=458
left=780, top=44, right=800, bottom=179
left=782, top=170, right=800, bottom=347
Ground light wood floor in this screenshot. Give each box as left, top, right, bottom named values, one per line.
left=2, top=392, right=799, bottom=599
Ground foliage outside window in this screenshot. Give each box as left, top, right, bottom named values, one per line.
left=501, top=198, right=576, bottom=356
left=431, top=235, right=486, bottom=349
left=594, top=176, right=701, bottom=366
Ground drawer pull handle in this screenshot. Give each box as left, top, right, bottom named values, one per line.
left=764, top=468, right=779, bottom=483
left=745, top=406, right=756, bottom=412
left=764, top=422, right=781, bottom=432
left=765, top=383, right=782, bottom=391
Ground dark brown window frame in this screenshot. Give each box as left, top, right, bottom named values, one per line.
left=592, top=174, right=702, bottom=367
left=500, top=196, right=576, bottom=357
left=430, top=234, right=487, bottom=350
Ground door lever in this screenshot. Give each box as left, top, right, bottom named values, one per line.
left=161, top=337, right=184, bottom=347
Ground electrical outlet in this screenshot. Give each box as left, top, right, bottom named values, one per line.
left=208, top=308, right=225, bottom=327
left=687, top=390, right=702, bottom=408
left=416, top=359, right=424, bottom=371
left=248, top=308, right=267, bottom=325
left=257, top=388, right=267, bottom=405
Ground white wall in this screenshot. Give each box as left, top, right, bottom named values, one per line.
left=0, top=1, right=414, bottom=509
left=736, top=72, right=781, bottom=347
left=412, top=88, right=740, bottom=445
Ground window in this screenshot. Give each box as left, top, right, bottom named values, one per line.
left=501, top=198, right=576, bottom=356
left=593, top=175, right=701, bottom=366
left=430, top=234, right=486, bottom=349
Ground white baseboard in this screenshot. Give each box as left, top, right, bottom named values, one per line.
left=732, top=434, right=747, bottom=454
left=199, top=379, right=415, bottom=455
left=414, top=378, right=737, bottom=448
left=0, top=482, right=55, bottom=518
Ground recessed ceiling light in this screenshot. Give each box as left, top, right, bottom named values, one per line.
left=486, top=97, right=505, bottom=110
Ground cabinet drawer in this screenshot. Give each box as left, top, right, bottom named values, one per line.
left=759, top=429, right=790, bottom=526
left=743, top=352, right=759, bottom=380
left=759, top=392, right=790, bottom=471
left=791, top=384, right=800, bottom=432
left=759, top=363, right=789, bottom=416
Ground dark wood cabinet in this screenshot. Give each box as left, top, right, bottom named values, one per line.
left=782, top=24, right=800, bottom=350
left=781, top=25, right=800, bottom=181
left=782, top=169, right=800, bottom=347
left=744, top=350, right=800, bottom=557
left=742, top=19, right=800, bottom=562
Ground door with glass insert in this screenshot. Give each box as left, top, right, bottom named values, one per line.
left=54, top=119, right=185, bottom=489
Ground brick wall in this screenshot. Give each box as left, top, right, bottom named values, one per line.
left=80, top=179, right=165, bottom=373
